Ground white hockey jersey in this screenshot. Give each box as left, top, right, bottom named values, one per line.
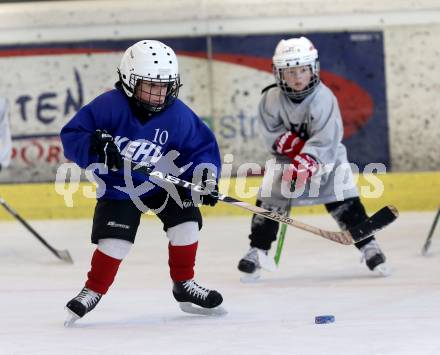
left=257, top=82, right=359, bottom=207
left=0, top=97, right=12, bottom=169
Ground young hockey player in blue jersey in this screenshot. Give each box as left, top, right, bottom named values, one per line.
left=61, top=40, right=224, bottom=326
left=237, top=37, right=389, bottom=280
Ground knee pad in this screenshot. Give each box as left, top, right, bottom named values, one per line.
left=167, top=221, right=199, bottom=246
left=98, top=238, right=133, bottom=260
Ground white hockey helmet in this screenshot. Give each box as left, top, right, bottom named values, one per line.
left=118, top=40, right=181, bottom=113
left=272, top=36, right=320, bottom=100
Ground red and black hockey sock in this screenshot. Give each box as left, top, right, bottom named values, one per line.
left=168, top=242, right=198, bottom=282
left=85, top=248, right=122, bottom=294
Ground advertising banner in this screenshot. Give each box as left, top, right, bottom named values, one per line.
left=0, top=32, right=388, bottom=182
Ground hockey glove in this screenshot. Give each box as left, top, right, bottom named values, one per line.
left=200, top=168, right=219, bottom=207
left=282, top=153, right=318, bottom=188
left=90, top=129, right=123, bottom=170
left=273, top=131, right=305, bottom=159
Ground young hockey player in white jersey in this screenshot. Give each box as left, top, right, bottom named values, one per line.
left=61, top=40, right=224, bottom=326
left=0, top=97, right=12, bottom=171
left=238, top=36, right=389, bottom=279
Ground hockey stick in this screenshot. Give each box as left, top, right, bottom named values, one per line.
left=0, top=196, right=73, bottom=263
left=130, top=160, right=399, bottom=245
left=274, top=216, right=288, bottom=265
left=274, top=181, right=294, bottom=265
left=422, top=207, right=440, bottom=256
left=274, top=130, right=307, bottom=264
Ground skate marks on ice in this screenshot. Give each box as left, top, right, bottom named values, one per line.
left=62, top=300, right=228, bottom=330
left=2, top=214, right=440, bottom=355
left=63, top=305, right=228, bottom=329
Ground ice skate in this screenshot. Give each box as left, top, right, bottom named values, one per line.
left=64, top=287, right=102, bottom=327
left=238, top=247, right=276, bottom=282
left=360, top=239, right=390, bottom=277
left=173, top=279, right=227, bottom=316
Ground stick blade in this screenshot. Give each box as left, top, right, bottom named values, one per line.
left=349, top=205, right=399, bottom=243
left=421, top=240, right=431, bottom=256
left=56, top=250, right=74, bottom=264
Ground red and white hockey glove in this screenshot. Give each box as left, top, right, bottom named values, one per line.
left=282, top=153, right=318, bottom=188
left=273, top=131, right=306, bottom=160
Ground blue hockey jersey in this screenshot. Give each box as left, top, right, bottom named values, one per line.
left=60, top=88, right=221, bottom=200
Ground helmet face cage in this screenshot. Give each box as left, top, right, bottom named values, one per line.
left=273, top=61, right=320, bottom=101
left=130, top=74, right=181, bottom=113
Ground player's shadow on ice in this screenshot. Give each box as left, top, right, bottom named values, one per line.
left=67, top=313, right=224, bottom=329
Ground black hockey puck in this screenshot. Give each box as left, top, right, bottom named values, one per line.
left=315, top=315, right=335, bottom=324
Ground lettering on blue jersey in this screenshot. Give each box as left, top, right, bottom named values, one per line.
left=115, top=136, right=163, bottom=164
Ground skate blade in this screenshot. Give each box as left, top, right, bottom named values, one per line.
left=373, top=263, right=391, bottom=277
left=240, top=269, right=261, bottom=283
left=64, top=308, right=80, bottom=327
left=178, top=302, right=228, bottom=316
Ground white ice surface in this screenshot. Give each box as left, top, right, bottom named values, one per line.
left=0, top=212, right=439, bottom=355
